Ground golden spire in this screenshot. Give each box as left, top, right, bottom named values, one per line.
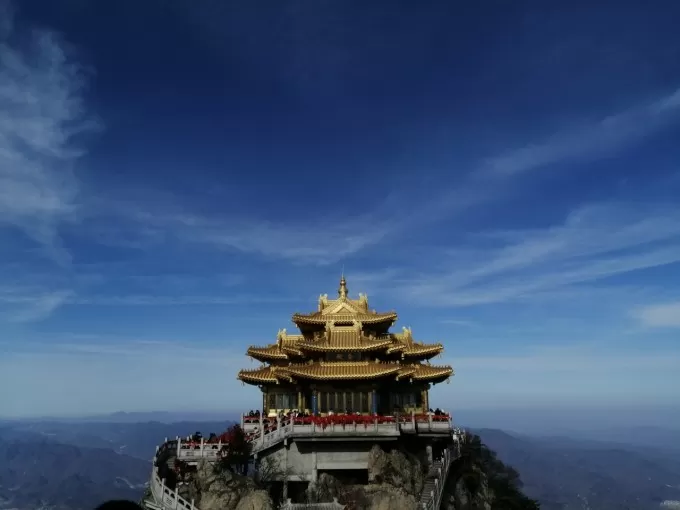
left=338, top=274, right=348, bottom=299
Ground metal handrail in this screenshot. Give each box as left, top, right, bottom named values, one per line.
left=421, top=430, right=465, bottom=510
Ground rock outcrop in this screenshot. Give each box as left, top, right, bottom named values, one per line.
left=440, top=432, right=539, bottom=510
left=305, top=445, right=424, bottom=510
left=179, top=459, right=274, bottom=510
left=175, top=435, right=537, bottom=510
left=443, top=469, right=493, bottom=510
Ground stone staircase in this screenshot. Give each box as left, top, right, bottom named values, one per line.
left=419, top=458, right=443, bottom=506
left=417, top=441, right=463, bottom=510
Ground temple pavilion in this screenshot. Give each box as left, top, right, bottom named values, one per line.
left=238, top=277, right=453, bottom=417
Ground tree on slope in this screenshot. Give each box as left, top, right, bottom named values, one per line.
left=448, top=432, right=540, bottom=510
left=217, top=424, right=251, bottom=475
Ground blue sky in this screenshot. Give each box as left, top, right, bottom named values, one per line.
left=1, top=0, right=679, bottom=423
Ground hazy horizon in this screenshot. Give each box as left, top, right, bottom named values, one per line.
left=4, top=406, right=679, bottom=436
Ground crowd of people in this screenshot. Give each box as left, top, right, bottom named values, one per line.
left=242, top=407, right=451, bottom=435
left=159, top=408, right=452, bottom=461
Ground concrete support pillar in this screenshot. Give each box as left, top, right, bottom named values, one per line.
left=297, top=390, right=303, bottom=410
left=282, top=445, right=289, bottom=500
left=312, top=450, right=318, bottom=482
left=312, top=390, right=318, bottom=415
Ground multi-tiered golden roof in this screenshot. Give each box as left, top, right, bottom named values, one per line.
left=238, top=277, right=453, bottom=416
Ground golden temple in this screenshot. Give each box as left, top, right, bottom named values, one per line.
left=238, top=276, right=454, bottom=417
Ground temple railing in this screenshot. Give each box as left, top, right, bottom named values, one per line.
left=280, top=497, right=345, bottom=509
left=148, top=439, right=197, bottom=510
left=235, top=413, right=453, bottom=455
left=420, top=431, right=465, bottom=510
left=145, top=422, right=461, bottom=510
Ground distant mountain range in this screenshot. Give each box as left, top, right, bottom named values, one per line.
left=0, top=433, right=149, bottom=510
left=476, top=428, right=680, bottom=510
left=1, top=417, right=679, bottom=509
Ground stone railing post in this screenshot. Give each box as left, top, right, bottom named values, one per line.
left=176, top=438, right=181, bottom=457
left=191, top=498, right=196, bottom=510
left=411, top=410, right=416, bottom=428
left=200, top=437, right=204, bottom=456
left=428, top=412, right=432, bottom=429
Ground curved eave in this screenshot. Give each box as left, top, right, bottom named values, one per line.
left=411, top=366, right=454, bottom=383
left=281, top=346, right=305, bottom=357
left=386, top=345, right=405, bottom=355
left=402, top=345, right=444, bottom=358
left=296, top=340, right=393, bottom=353
left=237, top=367, right=279, bottom=385
left=238, top=366, right=296, bottom=385
left=292, top=313, right=397, bottom=325
left=395, top=367, right=417, bottom=380
left=283, top=364, right=401, bottom=381
left=246, top=346, right=289, bottom=362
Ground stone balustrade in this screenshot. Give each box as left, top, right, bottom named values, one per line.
left=280, top=497, right=345, bottom=509
left=179, top=413, right=454, bottom=461
left=421, top=439, right=463, bottom=510
left=238, top=412, right=454, bottom=455
left=149, top=439, right=197, bottom=510
left=146, top=422, right=464, bottom=510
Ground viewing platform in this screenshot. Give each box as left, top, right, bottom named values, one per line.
left=172, top=412, right=457, bottom=462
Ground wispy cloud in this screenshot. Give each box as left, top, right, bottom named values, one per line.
left=109, top=204, right=396, bottom=265
left=0, top=285, right=73, bottom=322
left=483, top=86, right=680, bottom=176
left=632, top=301, right=680, bottom=328
left=363, top=202, right=680, bottom=307
left=68, top=294, right=299, bottom=306
left=0, top=1, right=98, bottom=257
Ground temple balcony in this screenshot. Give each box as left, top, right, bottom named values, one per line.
left=175, top=412, right=456, bottom=463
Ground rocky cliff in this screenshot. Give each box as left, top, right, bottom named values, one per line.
left=441, top=433, right=540, bottom=510
left=178, top=459, right=274, bottom=510
left=176, top=433, right=538, bottom=510
left=305, top=445, right=425, bottom=510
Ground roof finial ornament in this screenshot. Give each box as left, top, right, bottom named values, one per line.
left=338, top=272, right=348, bottom=299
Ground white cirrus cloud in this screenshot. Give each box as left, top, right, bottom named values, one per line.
left=0, top=1, right=98, bottom=256
left=357, top=201, right=680, bottom=308
left=483, top=86, right=680, bottom=176
left=632, top=301, right=680, bottom=328
left=0, top=285, right=73, bottom=322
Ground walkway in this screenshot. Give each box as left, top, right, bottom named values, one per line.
left=144, top=419, right=464, bottom=510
